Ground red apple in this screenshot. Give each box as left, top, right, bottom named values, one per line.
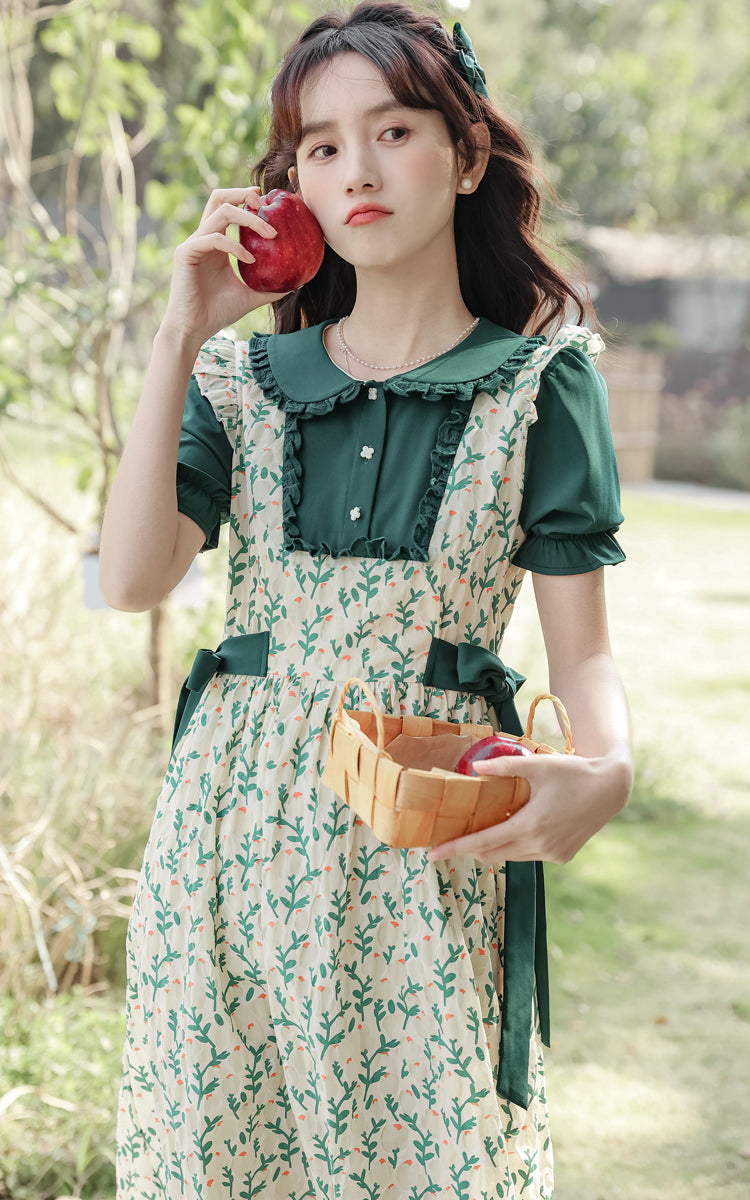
left=238, top=189, right=324, bottom=293
left=454, top=735, right=533, bottom=777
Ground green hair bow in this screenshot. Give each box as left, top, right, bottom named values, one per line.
left=452, top=22, right=490, bottom=99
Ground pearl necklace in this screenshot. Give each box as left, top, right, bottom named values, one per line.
left=336, top=314, right=480, bottom=373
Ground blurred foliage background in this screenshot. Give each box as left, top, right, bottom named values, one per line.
left=1, top=1, right=749, bottom=1197
left=475, top=0, right=750, bottom=235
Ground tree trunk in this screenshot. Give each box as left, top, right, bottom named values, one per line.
left=148, top=600, right=170, bottom=729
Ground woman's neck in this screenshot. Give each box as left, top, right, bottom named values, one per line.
left=325, top=267, right=476, bottom=382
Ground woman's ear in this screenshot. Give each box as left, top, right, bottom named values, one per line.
left=457, top=122, right=491, bottom=194
left=287, top=165, right=298, bottom=191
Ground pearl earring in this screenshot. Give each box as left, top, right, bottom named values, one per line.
left=460, top=178, right=473, bottom=190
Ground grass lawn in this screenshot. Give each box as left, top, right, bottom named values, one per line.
left=1, top=478, right=749, bottom=1198
left=502, top=484, right=750, bottom=1200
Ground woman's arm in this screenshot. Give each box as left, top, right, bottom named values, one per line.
left=427, top=568, right=633, bottom=864
left=99, top=187, right=285, bottom=612
left=98, top=327, right=206, bottom=611
left=533, top=568, right=631, bottom=768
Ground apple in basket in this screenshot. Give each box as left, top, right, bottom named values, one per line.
left=238, top=189, right=325, bottom=293
left=455, top=735, right=533, bottom=777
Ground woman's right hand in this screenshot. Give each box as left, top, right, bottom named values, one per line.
left=161, top=186, right=289, bottom=346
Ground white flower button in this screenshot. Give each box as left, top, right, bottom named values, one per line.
left=349, top=506, right=362, bottom=522
left=360, top=445, right=375, bottom=460
left=368, top=387, right=377, bottom=400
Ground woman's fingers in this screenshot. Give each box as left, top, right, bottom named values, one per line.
left=173, top=188, right=280, bottom=276
left=427, top=830, right=518, bottom=863
left=201, top=185, right=262, bottom=219
left=176, top=231, right=256, bottom=264
left=427, top=755, right=566, bottom=863
left=197, top=193, right=278, bottom=241
left=472, top=750, right=571, bottom=779
left=193, top=201, right=277, bottom=241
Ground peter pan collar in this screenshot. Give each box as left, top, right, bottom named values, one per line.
left=247, top=318, right=545, bottom=416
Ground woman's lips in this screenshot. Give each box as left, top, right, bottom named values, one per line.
left=347, top=209, right=391, bottom=226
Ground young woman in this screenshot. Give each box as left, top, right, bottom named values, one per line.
left=100, top=4, right=632, bottom=1197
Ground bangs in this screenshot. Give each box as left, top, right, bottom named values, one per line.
left=270, top=25, right=469, bottom=157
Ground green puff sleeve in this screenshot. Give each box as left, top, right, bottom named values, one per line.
left=511, top=346, right=626, bottom=575
left=176, top=377, right=233, bottom=551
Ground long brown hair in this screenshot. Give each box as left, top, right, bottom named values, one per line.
left=252, top=1, right=590, bottom=336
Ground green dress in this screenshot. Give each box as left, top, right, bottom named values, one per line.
left=116, top=319, right=624, bottom=1200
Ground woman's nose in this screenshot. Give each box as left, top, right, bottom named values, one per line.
left=343, top=149, right=381, bottom=193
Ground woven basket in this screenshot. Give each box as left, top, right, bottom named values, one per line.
left=322, top=677, right=575, bottom=848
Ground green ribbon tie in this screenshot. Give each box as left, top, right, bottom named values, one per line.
left=423, top=637, right=550, bottom=1110
left=172, top=632, right=269, bottom=749
left=424, top=638, right=526, bottom=734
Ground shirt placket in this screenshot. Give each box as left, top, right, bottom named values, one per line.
left=344, top=385, right=386, bottom=538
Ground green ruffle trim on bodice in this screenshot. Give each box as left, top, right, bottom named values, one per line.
left=247, top=331, right=544, bottom=562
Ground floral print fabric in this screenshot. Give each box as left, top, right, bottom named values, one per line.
left=116, top=324, right=604, bottom=1200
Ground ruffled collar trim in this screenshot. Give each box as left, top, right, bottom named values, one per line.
left=247, top=319, right=546, bottom=415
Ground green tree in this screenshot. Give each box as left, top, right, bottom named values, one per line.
left=0, top=0, right=305, bottom=703
left=1, top=0, right=303, bottom=531
left=469, top=0, right=750, bottom=232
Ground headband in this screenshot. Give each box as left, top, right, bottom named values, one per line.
left=451, top=22, right=490, bottom=99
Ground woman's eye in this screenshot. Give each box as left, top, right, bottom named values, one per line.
left=310, top=144, right=336, bottom=159
left=382, top=127, right=409, bottom=142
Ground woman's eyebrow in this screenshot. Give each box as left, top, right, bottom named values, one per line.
left=299, top=101, right=407, bottom=142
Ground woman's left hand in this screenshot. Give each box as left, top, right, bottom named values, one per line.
left=426, top=749, right=632, bottom=865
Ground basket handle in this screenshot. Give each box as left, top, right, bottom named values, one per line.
left=337, top=677, right=386, bottom=751
left=525, top=693, right=575, bottom=754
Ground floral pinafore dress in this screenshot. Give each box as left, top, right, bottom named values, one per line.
left=116, top=324, right=602, bottom=1200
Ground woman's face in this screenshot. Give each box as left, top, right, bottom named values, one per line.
left=293, top=53, right=462, bottom=274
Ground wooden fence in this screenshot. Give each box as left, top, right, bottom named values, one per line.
left=599, top=347, right=664, bottom=483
